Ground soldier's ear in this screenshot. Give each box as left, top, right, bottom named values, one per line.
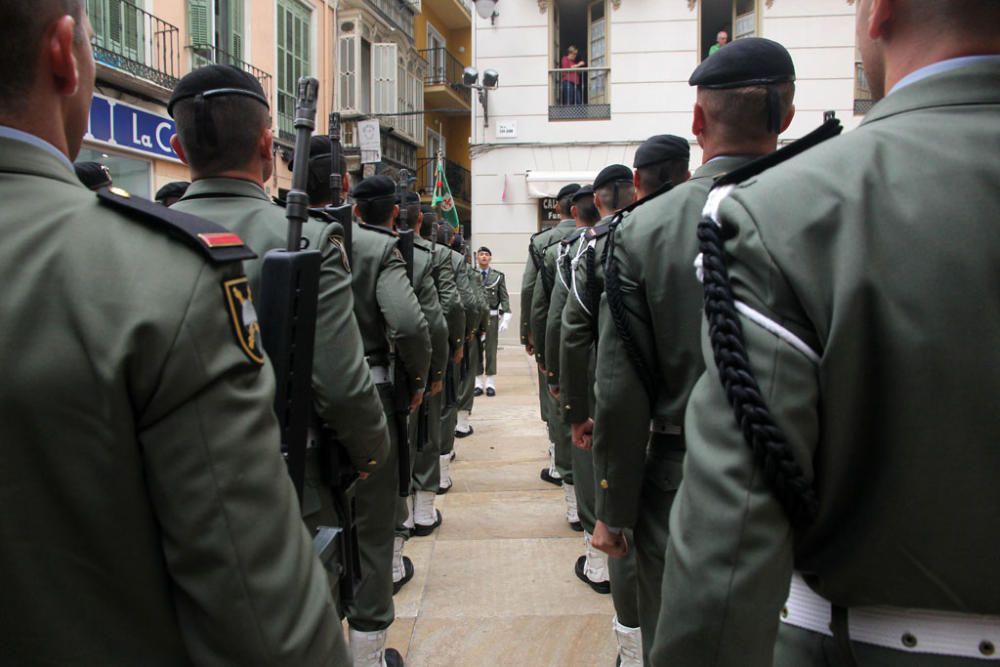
left=779, top=104, right=796, bottom=134
left=46, top=15, right=80, bottom=98
left=170, top=134, right=189, bottom=165
left=692, top=102, right=706, bottom=139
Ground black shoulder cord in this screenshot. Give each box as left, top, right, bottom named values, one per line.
left=698, top=117, right=843, bottom=532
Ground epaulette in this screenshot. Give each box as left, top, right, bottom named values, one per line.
left=414, top=243, right=432, bottom=253
left=98, top=187, right=256, bottom=264
left=308, top=207, right=335, bottom=223
left=715, top=118, right=843, bottom=188
left=272, top=196, right=286, bottom=207
left=358, top=222, right=397, bottom=237
left=562, top=227, right=587, bottom=246
left=585, top=222, right=613, bottom=241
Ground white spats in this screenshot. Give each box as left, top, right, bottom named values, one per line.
left=564, top=482, right=579, bottom=524
left=612, top=616, right=643, bottom=667
left=350, top=628, right=389, bottom=667
left=583, top=531, right=609, bottom=583
left=402, top=495, right=414, bottom=531
left=456, top=409, right=472, bottom=434
left=392, top=536, right=406, bottom=583
left=439, top=454, right=452, bottom=489
left=475, top=375, right=485, bottom=390
left=486, top=375, right=496, bottom=390
left=414, top=490, right=437, bottom=527
left=548, top=444, right=563, bottom=481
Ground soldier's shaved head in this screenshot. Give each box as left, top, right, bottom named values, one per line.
left=0, top=0, right=86, bottom=114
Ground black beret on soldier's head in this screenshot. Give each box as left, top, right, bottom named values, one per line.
left=571, top=184, right=594, bottom=202
left=351, top=175, right=396, bottom=201
left=477, top=246, right=492, bottom=256
left=399, top=191, right=420, bottom=205
left=688, top=37, right=795, bottom=89
left=556, top=183, right=581, bottom=200
left=74, top=161, right=112, bottom=190
left=633, top=135, right=690, bottom=169
left=168, top=64, right=269, bottom=117
left=155, top=181, right=190, bottom=203
left=593, top=164, right=633, bottom=190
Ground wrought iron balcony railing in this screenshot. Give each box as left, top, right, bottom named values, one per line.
left=189, top=44, right=273, bottom=103
left=419, top=47, right=472, bottom=106
left=416, top=157, right=471, bottom=205
left=854, top=61, right=874, bottom=115
left=88, top=0, right=180, bottom=90
left=548, top=67, right=611, bottom=121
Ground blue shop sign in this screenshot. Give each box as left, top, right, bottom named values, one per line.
left=86, top=94, right=179, bottom=161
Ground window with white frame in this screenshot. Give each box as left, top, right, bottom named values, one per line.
left=701, top=0, right=757, bottom=61
left=277, top=0, right=312, bottom=140
left=549, top=0, right=610, bottom=120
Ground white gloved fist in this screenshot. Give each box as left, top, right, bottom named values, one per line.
left=499, top=312, right=512, bottom=333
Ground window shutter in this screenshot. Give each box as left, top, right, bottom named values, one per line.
left=373, top=42, right=398, bottom=116
left=229, top=0, right=245, bottom=61
left=188, top=0, right=211, bottom=47
left=339, top=35, right=357, bottom=111
left=87, top=0, right=105, bottom=44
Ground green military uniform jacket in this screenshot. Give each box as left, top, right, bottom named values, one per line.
left=591, top=157, right=754, bottom=528
left=428, top=239, right=465, bottom=351
left=544, top=228, right=590, bottom=390
left=350, top=223, right=431, bottom=396
left=530, top=218, right=579, bottom=371
left=0, top=138, right=341, bottom=664
left=656, top=60, right=1000, bottom=666
left=174, top=178, right=389, bottom=474
left=521, top=222, right=565, bottom=347
left=480, top=267, right=510, bottom=313
left=467, top=260, right=490, bottom=333
left=449, top=248, right=479, bottom=339
left=414, top=238, right=450, bottom=384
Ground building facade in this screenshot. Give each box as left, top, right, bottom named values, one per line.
left=468, top=0, right=868, bottom=343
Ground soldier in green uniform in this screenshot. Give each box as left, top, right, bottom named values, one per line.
left=0, top=2, right=346, bottom=663
left=455, top=233, right=489, bottom=437
left=337, top=175, right=431, bottom=666
left=655, top=4, right=1000, bottom=665
left=474, top=247, right=511, bottom=396
left=521, top=183, right=581, bottom=487
left=393, top=191, right=448, bottom=594
left=592, top=43, right=795, bottom=664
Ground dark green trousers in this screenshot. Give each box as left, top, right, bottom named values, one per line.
left=412, top=391, right=443, bottom=492
left=477, top=314, right=499, bottom=376
left=572, top=443, right=597, bottom=533
left=548, top=391, right=574, bottom=483
left=610, top=530, right=640, bottom=629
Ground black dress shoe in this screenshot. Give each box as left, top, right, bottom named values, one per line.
left=455, top=426, right=474, bottom=438
left=486, top=387, right=496, bottom=397
left=569, top=520, right=583, bottom=532
left=473, top=387, right=484, bottom=396
left=385, top=647, right=405, bottom=667
left=540, top=468, right=563, bottom=486
left=436, top=481, right=452, bottom=496
left=392, top=556, right=414, bottom=594
left=575, top=555, right=611, bottom=594
left=449, top=450, right=456, bottom=461
left=413, top=509, right=443, bottom=537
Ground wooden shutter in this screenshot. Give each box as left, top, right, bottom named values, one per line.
left=373, top=42, right=398, bottom=116
left=339, top=35, right=357, bottom=111
left=229, top=0, right=245, bottom=61
left=188, top=0, right=211, bottom=47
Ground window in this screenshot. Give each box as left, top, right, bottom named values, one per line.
left=77, top=147, right=152, bottom=199
left=700, top=0, right=757, bottom=61
left=339, top=34, right=357, bottom=111
left=277, top=0, right=312, bottom=140
left=373, top=42, right=398, bottom=117
left=854, top=49, right=873, bottom=115
left=88, top=0, right=144, bottom=65
left=549, top=0, right=610, bottom=121
left=189, top=0, right=244, bottom=64
left=426, top=23, right=447, bottom=83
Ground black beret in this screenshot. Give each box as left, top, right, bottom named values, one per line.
left=74, top=161, right=112, bottom=190
left=688, top=37, right=795, bottom=89
left=400, top=191, right=421, bottom=205
left=477, top=246, right=492, bottom=255
left=634, top=135, right=690, bottom=168
left=556, top=183, right=581, bottom=200
left=351, top=175, right=396, bottom=201
left=593, top=164, right=633, bottom=190
left=420, top=204, right=436, bottom=216
left=155, top=181, right=190, bottom=202
left=168, top=64, right=269, bottom=117
left=570, top=184, right=594, bottom=202
left=288, top=135, right=332, bottom=170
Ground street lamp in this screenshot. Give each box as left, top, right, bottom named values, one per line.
left=473, top=0, right=499, bottom=25
left=462, top=67, right=500, bottom=128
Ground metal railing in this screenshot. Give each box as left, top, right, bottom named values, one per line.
left=418, top=47, right=472, bottom=105
left=416, top=157, right=471, bottom=205
left=89, top=0, right=180, bottom=89
left=854, top=61, right=874, bottom=115
left=548, top=67, right=611, bottom=120
left=189, top=44, right=273, bottom=102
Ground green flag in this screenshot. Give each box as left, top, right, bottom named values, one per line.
left=431, top=156, right=461, bottom=231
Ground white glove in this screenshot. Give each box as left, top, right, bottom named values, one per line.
left=499, top=312, right=512, bottom=333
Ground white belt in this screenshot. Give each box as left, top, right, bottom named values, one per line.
left=489, top=309, right=499, bottom=316
left=782, top=573, right=1000, bottom=660
left=370, top=365, right=392, bottom=385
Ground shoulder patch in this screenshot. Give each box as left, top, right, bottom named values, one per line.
left=222, top=277, right=265, bottom=365
left=358, top=222, right=397, bottom=237
left=586, top=222, right=612, bottom=241
left=98, top=187, right=256, bottom=264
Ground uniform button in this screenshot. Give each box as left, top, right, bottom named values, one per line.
left=599, top=479, right=609, bottom=489
left=901, top=633, right=917, bottom=649
left=564, top=405, right=571, bottom=410
left=780, top=607, right=788, bottom=619
left=368, top=459, right=377, bottom=466
left=981, top=641, right=995, bottom=657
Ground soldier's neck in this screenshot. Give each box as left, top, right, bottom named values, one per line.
left=192, top=167, right=264, bottom=187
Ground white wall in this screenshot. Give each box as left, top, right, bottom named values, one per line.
left=470, top=0, right=861, bottom=344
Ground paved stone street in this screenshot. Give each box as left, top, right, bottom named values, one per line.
left=386, top=345, right=618, bottom=666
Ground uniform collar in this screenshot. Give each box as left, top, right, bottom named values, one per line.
left=889, top=55, right=1000, bottom=96
left=0, top=126, right=74, bottom=173
left=693, top=155, right=757, bottom=181
left=182, top=177, right=271, bottom=202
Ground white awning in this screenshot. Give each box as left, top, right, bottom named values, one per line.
left=525, top=171, right=598, bottom=199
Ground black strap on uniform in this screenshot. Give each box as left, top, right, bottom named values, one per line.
left=697, top=117, right=842, bottom=531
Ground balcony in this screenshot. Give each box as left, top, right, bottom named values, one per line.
left=549, top=67, right=611, bottom=121
left=89, top=0, right=180, bottom=96
left=416, top=157, right=471, bottom=210
left=854, top=61, right=874, bottom=115
left=433, top=0, right=473, bottom=29
left=189, top=44, right=273, bottom=105
left=420, top=48, right=471, bottom=111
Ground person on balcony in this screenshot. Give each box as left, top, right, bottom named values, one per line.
left=560, top=45, right=586, bottom=105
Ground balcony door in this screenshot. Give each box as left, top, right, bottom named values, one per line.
left=88, top=0, right=144, bottom=64
left=427, top=23, right=447, bottom=85
left=189, top=0, right=245, bottom=66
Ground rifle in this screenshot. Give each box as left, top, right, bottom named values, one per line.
left=256, top=77, right=358, bottom=610
left=393, top=170, right=416, bottom=498
left=324, top=112, right=353, bottom=265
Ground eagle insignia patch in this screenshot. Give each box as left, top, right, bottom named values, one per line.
left=223, top=277, right=265, bottom=365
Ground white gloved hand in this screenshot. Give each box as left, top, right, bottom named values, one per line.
left=499, top=312, right=512, bottom=333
